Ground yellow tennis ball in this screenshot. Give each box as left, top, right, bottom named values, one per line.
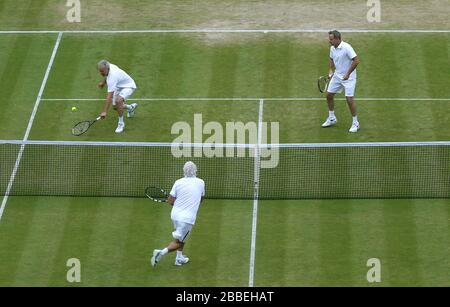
left=71, top=106, right=77, bottom=112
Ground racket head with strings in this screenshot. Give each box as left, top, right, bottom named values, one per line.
left=72, top=116, right=101, bottom=136
left=145, top=186, right=169, bottom=203
left=317, top=76, right=329, bottom=93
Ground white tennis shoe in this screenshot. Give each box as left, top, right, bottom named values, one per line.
left=151, top=249, right=162, bottom=267
left=321, top=117, right=337, bottom=127
left=115, top=122, right=125, bottom=133
left=127, top=103, right=138, bottom=118
left=174, top=255, right=189, bottom=266
left=349, top=122, right=360, bottom=133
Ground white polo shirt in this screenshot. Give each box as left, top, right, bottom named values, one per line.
left=169, top=176, right=205, bottom=225
left=330, top=41, right=358, bottom=80
left=106, top=64, right=137, bottom=92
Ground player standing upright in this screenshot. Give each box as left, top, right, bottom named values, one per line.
left=322, top=30, right=360, bottom=133
left=97, top=60, right=138, bottom=133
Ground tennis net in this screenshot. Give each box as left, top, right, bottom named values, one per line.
left=1, top=140, right=449, bottom=199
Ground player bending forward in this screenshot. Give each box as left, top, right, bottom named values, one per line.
left=97, top=60, right=138, bottom=133
left=151, top=161, right=205, bottom=267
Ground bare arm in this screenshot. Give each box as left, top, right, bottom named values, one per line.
left=168, top=195, right=176, bottom=206
left=343, top=56, right=360, bottom=80
left=100, top=92, right=114, bottom=118
left=98, top=79, right=106, bottom=88
left=328, top=58, right=335, bottom=78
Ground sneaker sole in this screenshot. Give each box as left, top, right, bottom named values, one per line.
left=322, top=122, right=337, bottom=128
left=115, top=125, right=125, bottom=133
left=127, top=104, right=138, bottom=118
left=151, top=250, right=160, bottom=267
left=174, top=259, right=189, bottom=266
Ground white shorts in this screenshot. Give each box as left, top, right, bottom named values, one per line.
left=327, top=76, right=356, bottom=97
left=112, top=88, right=135, bottom=106
left=172, top=220, right=193, bottom=243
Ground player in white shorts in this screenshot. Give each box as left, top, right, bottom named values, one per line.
left=151, top=161, right=205, bottom=267
left=97, top=60, right=138, bottom=133
left=322, top=30, right=361, bottom=133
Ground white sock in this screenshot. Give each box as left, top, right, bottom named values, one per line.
left=160, top=248, right=169, bottom=256
left=124, top=104, right=132, bottom=110
left=118, top=116, right=124, bottom=124
left=352, top=116, right=358, bottom=124
left=329, top=111, right=335, bottom=118
left=176, top=251, right=183, bottom=258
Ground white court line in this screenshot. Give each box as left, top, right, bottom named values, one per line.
left=249, top=99, right=264, bottom=287
left=41, top=97, right=450, bottom=101
left=2, top=140, right=449, bottom=147
left=0, top=29, right=450, bottom=34
left=0, top=32, right=63, bottom=222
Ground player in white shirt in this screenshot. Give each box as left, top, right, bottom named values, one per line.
left=97, top=60, right=138, bottom=133
left=322, top=30, right=361, bottom=133
left=151, top=161, right=205, bottom=267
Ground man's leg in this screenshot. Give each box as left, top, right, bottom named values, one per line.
left=151, top=240, right=188, bottom=266
left=327, top=92, right=335, bottom=112
left=322, top=92, right=337, bottom=127
left=114, top=96, right=125, bottom=133
left=119, top=88, right=137, bottom=118
left=151, top=222, right=192, bottom=267
left=167, top=240, right=184, bottom=252
left=346, top=96, right=359, bottom=132
left=115, top=96, right=125, bottom=116
left=158, top=240, right=185, bottom=255
left=346, top=96, right=357, bottom=117
left=345, top=78, right=359, bottom=132
left=171, top=224, right=191, bottom=264
left=176, top=243, right=184, bottom=252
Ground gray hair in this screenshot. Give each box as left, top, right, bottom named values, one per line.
left=183, top=161, right=197, bottom=177
left=97, top=59, right=110, bottom=70
left=328, top=30, right=341, bottom=40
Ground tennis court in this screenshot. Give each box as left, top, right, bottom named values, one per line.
left=0, top=1, right=449, bottom=287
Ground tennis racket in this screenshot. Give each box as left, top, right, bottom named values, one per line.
left=317, top=75, right=330, bottom=93
left=145, top=186, right=169, bottom=203
left=72, top=116, right=101, bottom=136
